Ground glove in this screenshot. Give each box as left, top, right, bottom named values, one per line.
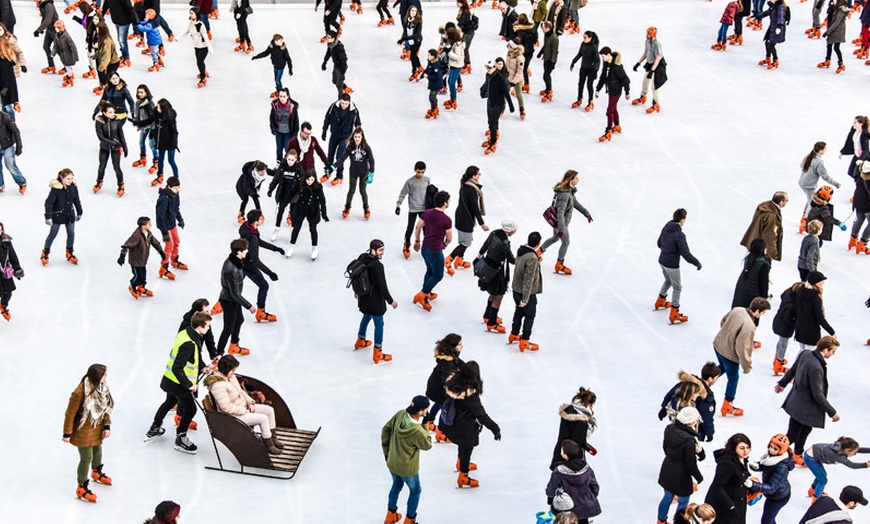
left=657, top=407, right=667, bottom=421
left=268, top=271, right=279, bottom=282
left=586, top=444, right=598, bottom=456
left=321, top=132, right=327, bottom=141
left=117, top=254, right=125, bottom=266
left=647, top=70, right=655, bottom=79
left=45, top=219, right=52, bottom=226
left=158, top=251, right=166, bottom=261
left=366, top=172, right=374, bottom=184
left=587, top=215, right=593, bottom=223
left=395, top=207, right=401, bottom=216
left=15, top=147, right=21, bottom=156
left=493, top=432, right=501, bottom=441
left=705, top=434, right=714, bottom=442
left=33, top=31, right=40, bottom=38
left=122, top=147, right=128, bottom=158
left=178, top=218, right=185, bottom=229
left=822, top=32, right=828, bottom=38
left=695, top=262, right=702, bottom=270
left=321, top=62, right=327, bottom=71
left=75, top=215, right=82, bottom=222
left=324, top=165, right=334, bottom=175
left=569, top=62, right=575, bottom=71
left=267, top=190, right=273, bottom=197
left=744, top=477, right=754, bottom=488
left=322, top=215, right=330, bottom=222
left=838, top=222, right=847, bottom=231
left=749, top=461, right=761, bottom=471
left=162, top=231, right=170, bottom=242
left=557, top=231, right=564, bottom=239
left=698, top=449, right=706, bottom=461
left=20, top=66, right=26, bottom=73
left=276, top=247, right=286, bottom=255
left=13, top=268, right=23, bottom=280
left=633, top=62, right=640, bottom=72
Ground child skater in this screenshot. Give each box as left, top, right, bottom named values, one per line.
left=251, top=34, right=293, bottom=97
left=93, top=101, right=127, bottom=196
left=798, top=220, right=822, bottom=281
left=398, top=5, right=423, bottom=81
left=267, top=148, right=301, bottom=240
left=177, top=7, right=212, bottom=87
left=138, top=9, right=164, bottom=72
left=713, top=0, right=741, bottom=50
left=804, top=436, right=870, bottom=501
left=236, top=160, right=269, bottom=223
left=805, top=186, right=846, bottom=248
left=546, top=440, right=601, bottom=524
left=746, top=434, right=794, bottom=524
left=594, top=46, right=630, bottom=142
left=130, top=84, right=157, bottom=170
left=231, top=0, right=253, bottom=53
left=418, top=48, right=443, bottom=119
left=119, top=216, right=165, bottom=298
left=52, top=20, right=79, bottom=87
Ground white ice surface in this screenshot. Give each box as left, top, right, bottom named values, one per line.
left=1, top=0, right=869, bottom=522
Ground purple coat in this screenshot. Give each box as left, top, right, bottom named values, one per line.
left=760, top=2, right=789, bottom=44
left=546, top=458, right=602, bottom=519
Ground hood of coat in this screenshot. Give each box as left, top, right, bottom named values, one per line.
left=558, top=403, right=590, bottom=422
left=713, top=448, right=744, bottom=466
left=812, top=194, right=830, bottom=207
left=434, top=352, right=457, bottom=361
left=391, top=410, right=426, bottom=438
left=517, top=244, right=537, bottom=258
left=555, top=457, right=589, bottom=474
left=662, top=220, right=682, bottom=235
left=758, top=200, right=783, bottom=218
left=553, top=185, right=577, bottom=194
left=0, top=232, right=11, bottom=243
left=49, top=177, right=74, bottom=190
left=446, top=387, right=477, bottom=400
left=515, top=23, right=535, bottom=31
left=331, top=99, right=358, bottom=113
left=203, top=371, right=228, bottom=388
left=758, top=452, right=794, bottom=470
left=678, top=371, right=708, bottom=399
left=509, top=45, right=525, bottom=56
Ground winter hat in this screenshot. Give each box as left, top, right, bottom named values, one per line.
left=369, top=239, right=385, bottom=250
left=768, top=434, right=790, bottom=456
left=154, top=501, right=181, bottom=523
left=807, top=271, right=826, bottom=285
left=501, top=219, right=518, bottom=233
left=507, top=40, right=518, bottom=49
left=484, top=60, right=496, bottom=69
left=841, top=485, right=869, bottom=506
left=406, top=395, right=430, bottom=414
left=860, top=161, right=870, bottom=181
left=676, top=406, right=701, bottom=425
left=166, top=176, right=180, bottom=188
left=552, top=488, right=574, bottom=511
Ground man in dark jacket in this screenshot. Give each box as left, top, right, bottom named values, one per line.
left=498, top=1, right=518, bottom=41
left=0, top=111, right=24, bottom=193
left=217, top=238, right=257, bottom=356
left=320, top=93, right=361, bottom=185
left=656, top=208, right=702, bottom=324
left=155, top=177, right=186, bottom=281
left=102, top=0, right=138, bottom=64
left=238, top=209, right=284, bottom=323
left=510, top=231, right=542, bottom=351
left=799, top=485, right=867, bottom=523
left=479, top=59, right=514, bottom=155
left=354, top=239, right=397, bottom=364
left=321, top=31, right=349, bottom=98
left=34, top=0, right=59, bottom=71
left=775, top=336, right=840, bottom=465
left=740, top=191, right=788, bottom=261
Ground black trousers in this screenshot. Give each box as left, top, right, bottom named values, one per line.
left=404, top=211, right=423, bottom=245
left=236, top=14, right=250, bottom=44
left=765, top=41, right=778, bottom=60
left=217, top=298, right=244, bottom=353
left=239, top=193, right=261, bottom=214
left=153, top=379, right=197, bottom=434
left=323, top=12, right=340, bottom=34
left=457, top=443, right=475, bottom=473
left=486, top=105, right=502, bottom=146
left=194, top=47, right=208, bottom=78
left=577, top=68, right=595, bottom=101
left=787, top=417, right=814, bottom=455
left=543, top=60, right=556, bottom=91
left=290, top=216, right=318, bottom=245
left=511, top=291, right=537, bottom=339
left=97, top=148, right=124, bottom=185
left=130, top=266, right=147, bottom=287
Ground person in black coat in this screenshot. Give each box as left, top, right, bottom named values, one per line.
left=235, top=160, right=268, bottom=222
left=267, top=148, right=301, bottom=234
left=425, top=333, right=465, bottom=434
left=321, top=31, right=348, bottom=98
left=354, top=239, right=397, bottom=364
left=447, top=166, right=488, bottom=271
left=655, top=208, right=701, bottom=322
left=93, top=101, right=127, bottom=195
left=238, top=209, right=284, bottom=322
left=267, top=89, right=300, bottom=164
left=656, top=407, right=705, bottom=523
left=337, top=127, right=374, bottom=217
left=251, top=35, right=293, bottom=94
left=840, top=116, right=870, bottom=181
left=321, top=94, right=362, bottom=184
left=799, top=485, right=868, bottom=523
left=731, top=238, right=771, bottom=308
left=850, top=161, right=870, bottom=253
left=0, top=0, right=15, bottom=34
left=498, top=2, right=518, bottom=41
left=551, top=387, right=597, bottom=469
left=289, top=171, right=328, bottom=259
left=480, top=60, right=514, bottom=153
left=315, top=0, right=341, bottom=38
left=0, top=221, right=23, bottom=320
left=774, top=336, right=840, bottom=463
left=794, top=271, right=835, bottom=349
left=179, top=298, right=219, bottom=360
left=231, top=0, right=252, bottom=51
left=569, top=31, right=600, bottom=109
left=42, top=168, right=83, bottom=265
left=440, top=361, right=500, bottom=487
left=398, top=6, right=423, bottom=79
left=772, top=282, right=801, bottom=375
left=152, top=98, right=178, bottom=186
left=475, top=221, right=516, bottom=332
left=34, top=0, right=58, bottom=71
left=705, top=433, right=752, bottom=524
left=95, top=73, right=135, bottom=125
left=594, top=46, right=630, bottom=142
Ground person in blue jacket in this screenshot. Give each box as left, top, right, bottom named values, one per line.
left=155, top=176, right=186, bottom=281
left=418, top=49, right=443, bottom=119
left=747, top=434, right=794, bottom=524
left=658, top=363, right=720, bottom=442
left=655, top=208, right=702, bottom=324
left=138, top=9, right=163, bottom=71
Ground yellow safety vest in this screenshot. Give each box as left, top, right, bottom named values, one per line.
left=164, top=329, right=199, bottom=386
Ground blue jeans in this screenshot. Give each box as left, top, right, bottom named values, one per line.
left=3, top=104, right=15, bottom=121
left=657, top=489, right=689, bottom=522
left=327, top=136, right=348, bottom=179
left=200, top=14, right=211, bottom=32
left=0, top=145, right=26, bottom=188
left=275, top=132, right=292, bottom=163
left=243, top=269, right=269, bottom=309
left=718, top=23, right=730, bottom=42
left=158, top=149, right=178, bottom=177
left=359, top=314, right=385, bottom=347
left=388, top=473, right=421, bottom=518
left=420, top=247, right=444, bottom=293
left=715, top=350, right=740, bottom=402
left=138, top=129, right=157, bottom=158
left=44, top=222, right=75, bottom=251
left=116, top=24, right=131, bottom=60
left=752, top=0, right=764, bottom=16
left=149, top=44, right=161, bottom=65
left=804, top=452, right=827, bottom=498
left=761, top=494, right=790, bottom=524
left=274, top=68, right=285, bottom=91
left=448, top=66, right=461, bottom=99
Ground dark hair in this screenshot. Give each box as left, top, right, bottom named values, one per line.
left=246, top=209, right=263, bottom=223
left=427, top=48, right=438, bottom=58
left=190, top=6, right=200, bottom=16
left=217, top=354, right=240, bottom=375
left=446, top=26, right=461, bottom=45
left=445, top=360, right=483, bottom=395
left=190, top=311, right=212, bottom=329
left=434, top=333, right=462, bottom=358
left=748, top=297, right=771, bottom=312
left=572, top=387, right=596, bottom=406
left=251, top=161, right=268, bottom=172
left=460, top=165, right=480, bottom=185
left=83, top=364, right=107, bottom=386
left=277, top=87, right=290, bottom=98
left=346, top=126, right=368, bottom=149
left=701, top=362, right=721, bottom=381
left=561, top=439, right=581, bottom=460
left=79, top=1, right=94, bottom=16
left=136, top=84, right=153, bottom=100
left=156, top=99, right=176, bottom=122
left=771, top=191, right=788, bottom=205
left=724, top=433, right=752, bottom=453
left=301, top=121, right=312, bottom=132
left=98, top=100, right=113, bottom=114
left=836, top=436, right=860, bottom=452
left=584, top=30, right=599, bottom=45
left=856, top=115, right=870, bottom=133
left=137, top=216, right=151, bottom=227
left=339, top=93, right=351, bottom=102
left=599, top=46, right=612, bottom=55
left=457, top=0, right=471, bottom=15
left=190, top=298, right=210, bottom=312
left=542, top=21, right=553, bottom=31
left=801, top=141, right=826, bottom=172
left=528, top=231, right=542, bottom=247
left=414, top=161, right=427, bottom=171
left=434, top=190, right=450, bottom=208
left=516, top=13, right=529, bottom=25
left=230, top=238, right=249, bottom=254
left=740, top=238, right=768, bottom=280
left=673, top=208, right=687, bottom=222
left=166, top=176, right=180, bottom=188
left=58, top=168, right=75, bottom=181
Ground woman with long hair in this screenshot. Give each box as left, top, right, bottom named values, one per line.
left=0, top=221, right=23, bottom=320
left=539, top=169, right=593, bottom=275
left=178, top=7, right=213, bottom=87
left=93, top=21, right=120, bottom=96
left=62, top=364, right=114, bottom=503
left=443, top=26, right=464, bottom=111
left=289, top=170, right=328, bottom=260
left=731, top=237, right=771, bottom=308
left=398, top=5, right=423, bottom=81
left=839, top=115, right=870, bottom=180
left=152, top=98, right=179, bottom=186
left=337, top=126, right=375, bottom=219
left=798, top=141, right=840, bottom=231
left=456, top=0, right=475, bottom=72
left=794, top=271, right=835, bottom=350
left=569, top=31, right=599, bottom=112
left=0, top=22, right=25, bottom=118
left=425, top=333, right=465, bottom=439
left=446, top=165, right=489, bottom=275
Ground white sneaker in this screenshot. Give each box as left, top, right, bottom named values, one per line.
left=270, top=230, right=279, bottom=241
left=286, top=244, right=294, bottom=258
left=311, top=246, right=319, bottom=260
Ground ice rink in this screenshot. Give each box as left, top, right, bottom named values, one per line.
left=1, top=0, right=869, bottom=521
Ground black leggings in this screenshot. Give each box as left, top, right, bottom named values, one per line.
left=0, top=290, right=11, bottom=308
left=130, top=266, right=147, bottom=287
left=217, top=299, right=244, bottom=353
left=275, top=201, right=292, bottom=228
left=523, top=51, right=533, bottom=85
left=97, top=148, right=124, bottom=185
left=448, top=244, right=468, bottom=259
left=236, top=15, right=250, bottom=44
left=577, top=68, right=595, bottom=101
left=543, top=60, right=555, bottom=91
left=404, top=211, right=423, bottom=245
left=97, top=61, right=119, bottom=87
left=195, top=47, right=208, bottom=78
left=239, top=193, right=260, bottom=214
left=457, top=443, right=475, bottom=473
left=825, top=42, right=843, bottom=62
left=324, top=13, right=340, bottom=35
left=409, top=43, right=421, bottom=72
left=345, top=172, right=369, bottom=207
left=765, top=41, right=778, bottom=60
left=291, top=216, right=318, bottom=245
left=787, top=417, right=813, bottom=455
left=376, top=0, right=391, bottom=19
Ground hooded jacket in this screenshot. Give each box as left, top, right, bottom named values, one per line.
left=120, top=227, right=163, bottom=267
left=771, top=284, right=799, bottom=338
left=381, top=409, right=432, bottom=478
left=512, top=245, right=542, bottom=303
left=705, top=449, right=750, bottom=524
left=203, top=371, right=254, bottom=416
left=740, top=200, right=784, bottom=261
left=658, top=420, right=704, bottom=497
left=268, top=159, right=301, bottom=204
left=545, top=458, right=601, bottom=519
left=95, top=113, right=127, bottom=152
left=253, top=40, right=293, bottom=69
left=660, top=371, right=715, bottom=441
left=44, top=177, right=83, bottom=224
left=425, top=354, right=464, bottom=404
left=0, top=232, right=21, bottom=294
left=440, top=386, right=500, bottom=448
left=0, top=111, right=21, bottom=152
left=238, top=221, right=281, bottom=275
left=269, top=97, right=300, bottom=136
left=570, top=40, right=600, bottom=72
left=322, top=100, right=361, bottom=140
left=155, top=187, right=183, bottom=233
left=51, top=30, right=78, bottom=66
left=550, top=402, right=595, bottom=469
left=731, top=255, right=771, bottom=308
left=749, top=452, right=794, bottom=500
left=793, top=285, right=835, bottom=345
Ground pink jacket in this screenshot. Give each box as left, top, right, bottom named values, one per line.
left=721, top=1, right=739, bottom=24
left=204, top=372, right=254, bottom=417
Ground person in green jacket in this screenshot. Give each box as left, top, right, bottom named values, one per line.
left=382, top=396, right=433, bottom=524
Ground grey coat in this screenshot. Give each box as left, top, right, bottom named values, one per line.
left=512, top=246, right=542, bottom=303
left=777, top=349, right=836, bottom=428
left=824, top=5, right=849, bottom=45
left=51, top=31, right=78, bottom=67
left=798, top=235, right=820, bottom=272
left=551, top=186, right=590, bottom=233
left=799, top=156, right=840, bottom=191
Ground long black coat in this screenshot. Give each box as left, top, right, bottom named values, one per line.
left=291, top=183, right=327, bottom=223
left=0, top=58, right=18, bottom=106
left=704, top=449, right=750, bottom=524
left=771, top=285, right=798, bottom=338
left=731, top=256, right=771, bottom=308
left=440, top=388, right=499, bottom=448
left=0, top=233, right=21, bottom=295
left=267, top=161, right=301, bottom=204
left=425, top=355, right=464, bottom=404
left=0, top=0, right=16, bottom=33
left=44, top=179, right=83, bottom=224
left=778, top=349, right=836, bottom=428
left=454, top=182, right=485, bottom=233
left=794, top=286, right=835, bottom=345
left=658, top=421, right=704, bottom=497
left=356, top=253, right=394, bottom=316
left=595, top=61, right=630, bottom=96
left=840, top=127, right=870, bottom=180
left=477, top=229, right=514, bottom=296
left=235, top=162, right=264, bottom=200
left=551, top=403, right=594, bottom=469
left=103, top=0, right=138, bottom=26
left=153, top=111, right=178, bottom=151
left=853, top=176, right=870, bottom=214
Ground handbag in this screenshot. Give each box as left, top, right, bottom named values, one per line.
left=473, top=257, right=499, bottom=283
left=0, top=252, right=12, bottom=280
left=542, top=195, right=559, bottom=228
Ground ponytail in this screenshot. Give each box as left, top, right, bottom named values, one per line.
left=801, top=141, right=826, bottom=172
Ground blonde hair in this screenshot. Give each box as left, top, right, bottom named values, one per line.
left=683, top=503, right=716, bottom=520
left=556, top=169, right=579, bottom=191
left=806, top=219, right=822, bottom=236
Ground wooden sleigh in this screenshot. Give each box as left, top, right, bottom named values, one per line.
left=199, top=375, right=320, bottom=479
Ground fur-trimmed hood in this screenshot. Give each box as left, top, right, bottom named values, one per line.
left=0, top=232, right=11, bottom=243
left=558, top=403, right=590, bottom=422
left=515, top=23, right=535, bottom=32
left=434, top=352, right=458, bottom=361
left=677, top=371, right=708, bottom=399
left=446, top=386, right=477, bottom=400
left=202, top=371, right=228, bottom=388
left=49, top=177, right=75, bottom=189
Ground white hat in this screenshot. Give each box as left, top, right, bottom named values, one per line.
left=501, top=219, right=518, bottom=233
left=676, top=406, right=701, bottom=425
left=484, top=60, right=496, bottom=69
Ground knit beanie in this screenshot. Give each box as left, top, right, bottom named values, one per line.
left=807, top=271, right=826, bottom=285
left=676, top=406, right=701, bottom=425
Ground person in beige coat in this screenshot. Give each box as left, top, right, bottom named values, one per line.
left=203, top=355, right=284, bottom=455
left=62, top=364, right=114, bottom=503
left=505, top=40, right=525, bottom=118
left=712, top=297, right=770, bottom=417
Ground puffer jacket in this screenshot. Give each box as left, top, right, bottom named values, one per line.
left=506, top=48, right=525, bottom=85
left=749, top=452, right=793, bottom=500
left=44, top=177, right=83, bottom=224
left=204, top=371, right=253, bottom=416
left=550, top=402, right=596, bottom=468
left=657, top=220, right=700, bottom=269
left=550, top=186, right=590, bottom=232
left=51, top=30, right=78, bottom=66
left=95, top=114, right=128, bottom=152
left=440, top=386, right=500, bottom=448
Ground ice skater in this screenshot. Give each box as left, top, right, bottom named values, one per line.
left=118, top=216, right=165, bottom=298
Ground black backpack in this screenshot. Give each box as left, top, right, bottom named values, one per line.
left=439, top=397, right=457, bottom=427
left=424, top=183, right=439, bottom=209
left=470, top=14, right=479, bottom=31
left=345, top=255, right=374, bottom=296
